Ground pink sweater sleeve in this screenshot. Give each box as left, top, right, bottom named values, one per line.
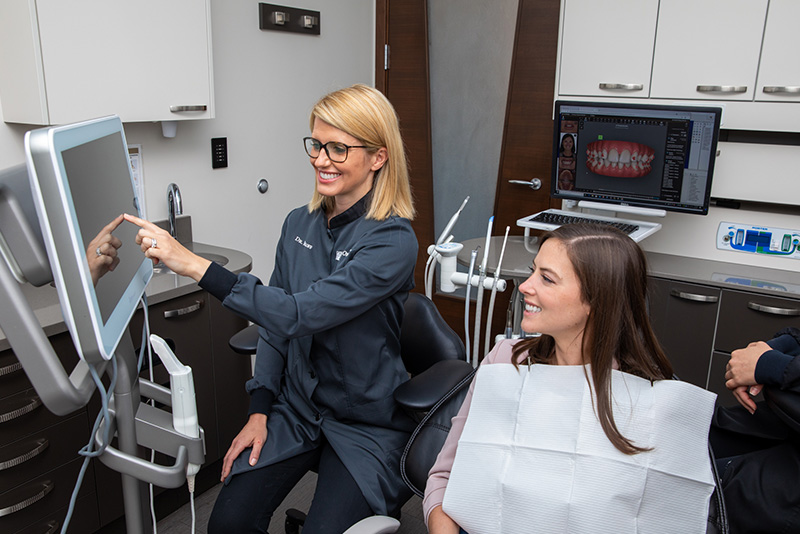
left=422, top=339, right=519, bottom=527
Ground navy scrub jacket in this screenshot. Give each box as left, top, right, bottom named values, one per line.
left=200, top=193, right=418, bottom=515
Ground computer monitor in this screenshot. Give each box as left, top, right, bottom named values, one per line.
left=25, top=115, right=152, bottom=364
left=552, top=100, right=722, bottom=216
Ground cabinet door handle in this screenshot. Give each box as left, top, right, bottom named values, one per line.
left=0, top=359, right=23, bottom=377
left=0, top=438, right=49, bottom=470
left=696, top=85, right=747, bottom=94
left=164, top=299, right=204, bottom=318
left=0, top=480, right=54, bottom=517
left=0, top=395, right=42, bottom=423
left=169, top=105, right=208, bottom=112
left=762, top=86, right=800, bottom=95
left=599, top=82, right=643, bottom=91
left=669, top=289, right=719, bottom=303
left=747, top=301, right=800, bottom=316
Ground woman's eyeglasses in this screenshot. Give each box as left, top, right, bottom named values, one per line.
left=303, top=137, right=367, bottom=163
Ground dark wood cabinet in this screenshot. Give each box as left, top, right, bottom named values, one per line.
left=0, top=333, right=99, bottom=534
left=648, top=277, right=721, bottom=388
left=1, top=288, right=249, bottom=533
left=649, top=276, right=800, bottom=408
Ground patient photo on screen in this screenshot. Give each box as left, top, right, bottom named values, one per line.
left=557, top=133, right=576, bottom=171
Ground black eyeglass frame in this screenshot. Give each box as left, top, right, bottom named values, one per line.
left=303, top=137, right=369, bottom=163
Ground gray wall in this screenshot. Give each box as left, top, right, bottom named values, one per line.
left=0, top=1, right=375, bottom=281
left=428, top=0, right=518, bottom=245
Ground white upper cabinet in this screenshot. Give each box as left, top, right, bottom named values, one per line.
left=0, top=0, right=214, bottom=125
left=650, top=0, right=768, bottom=101
left=555, top=0, right=800, bottom=131
left=557, top=0, right=659, bottom=98
left=755, top=0, right=800, bottom=103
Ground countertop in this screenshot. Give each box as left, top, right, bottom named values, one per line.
left=0, top=242, right=252, bottom=352
left=458, top=235, right=800, bottom=299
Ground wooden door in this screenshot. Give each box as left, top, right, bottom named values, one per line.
left=375, top=0, right=434, bottom=295
left=378, top=0, right=561, bottom=358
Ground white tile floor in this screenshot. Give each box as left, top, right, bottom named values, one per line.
left=156, top=472, right=428, bottom=534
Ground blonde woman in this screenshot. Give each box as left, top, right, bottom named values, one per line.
left=127, top=84, right=417, bottom=533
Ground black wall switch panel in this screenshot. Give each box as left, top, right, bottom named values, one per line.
left=259, top=3, right=320, bottom=35
left=212, top=137, right=228, bottom=169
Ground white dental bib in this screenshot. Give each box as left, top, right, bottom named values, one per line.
left=442, top=364, right=717, bottom=534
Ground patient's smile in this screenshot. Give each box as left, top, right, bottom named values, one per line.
left=525, top=302, right=542, bottom=313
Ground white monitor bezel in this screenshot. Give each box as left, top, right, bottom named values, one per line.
left=25, top=115, right=152, bottom=364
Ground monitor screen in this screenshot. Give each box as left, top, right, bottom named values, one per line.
left=552, top=100, right=722, bottom=215
left=25, top=115, right=152, bottom=364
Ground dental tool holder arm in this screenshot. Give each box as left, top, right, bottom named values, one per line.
left=94, top=377, right=205, bottom=488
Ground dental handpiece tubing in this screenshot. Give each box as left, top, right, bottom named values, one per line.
left=473, top=216, right=494, bottom=365
left=464, top=248, right=478, bottom=365
left=485, top=226, right=510, bottom=355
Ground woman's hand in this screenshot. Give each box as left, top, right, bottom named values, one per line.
left=726, top=340, right=770, bottom=414
left=428, top=505, right=460, bottom=534
left=87, top=214, right=124, bottom=285
left=220, top=413, right=268, bottom=481
left=123, top=213, right=211, bottom=281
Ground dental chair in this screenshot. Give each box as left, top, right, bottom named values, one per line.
left=228, top=292, right=472, bottom=533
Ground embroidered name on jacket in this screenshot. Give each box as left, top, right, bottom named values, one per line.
left=335, top=250, right=350, bottom=261
left=294, top=236, right=313, bottom=249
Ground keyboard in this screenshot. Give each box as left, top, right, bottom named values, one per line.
left=517, top=209, right=662, bottom=242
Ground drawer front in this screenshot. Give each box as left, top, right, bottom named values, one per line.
left=716, top=290, right=800, bottom=354
left=0, top=352, right=29, bottom=401
left=0, top=332, right=82, bottom=402
left=0, top=457, right=96, bottom=533
left=648, top=278, right=720, bottom=388
left=0, top=388, right=84, bottom=448
left=14, top=494, right=99, bottom=534
left=0, top=413, right=90, bottom=493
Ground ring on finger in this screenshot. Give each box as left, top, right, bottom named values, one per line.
left=150, top=237, right=158, bottom=249
left=96, top=246, right=103, bottom=257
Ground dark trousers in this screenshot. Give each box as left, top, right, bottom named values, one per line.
left=710, top=402, right=800, bottom=534
left=207, top=440, right=374, bottom=534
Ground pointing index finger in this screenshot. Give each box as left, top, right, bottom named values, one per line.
left=124, top=213, right=157, bottom=231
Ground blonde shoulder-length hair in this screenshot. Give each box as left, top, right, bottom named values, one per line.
left=307, top=84, right=415, bottom=221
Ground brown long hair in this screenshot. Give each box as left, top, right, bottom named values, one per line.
left=512, top=224, right=673, bottom=454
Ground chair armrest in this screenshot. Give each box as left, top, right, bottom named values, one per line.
left=394, top=359, right=473, bottom=412
left=764, top=386, right=800, bottom=434
left=342, top=515, right=400, bottom=534
left=229, top=324, right=258, bottom=355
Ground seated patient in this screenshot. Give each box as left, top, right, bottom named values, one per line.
left=424, top=224, right=718, bottom=534
left=712, top=327, right=800, bottom=534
